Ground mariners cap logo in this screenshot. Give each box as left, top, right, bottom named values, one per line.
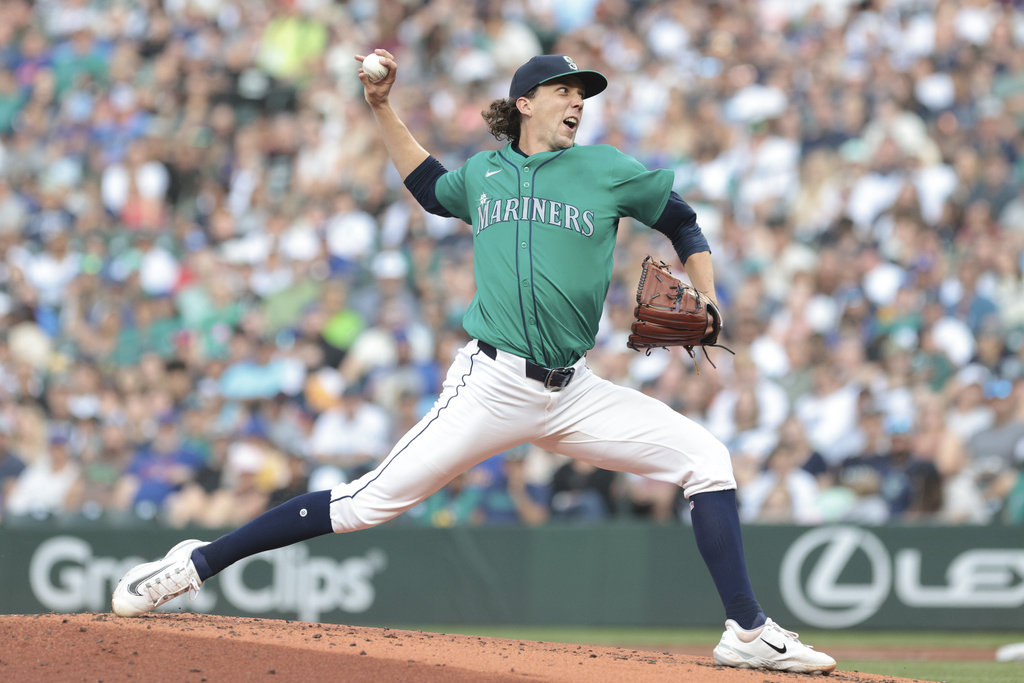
left=508, top=55, right=607, bottom=100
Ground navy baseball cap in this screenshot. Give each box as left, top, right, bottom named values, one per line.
left=509, top=55, right=608, bottom=100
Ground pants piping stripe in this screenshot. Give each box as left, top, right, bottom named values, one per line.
left=329, top=346, right=484, bottom=506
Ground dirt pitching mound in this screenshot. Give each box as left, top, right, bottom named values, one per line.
left=0, top=612, right=924, bottom=682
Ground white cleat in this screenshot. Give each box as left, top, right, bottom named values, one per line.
left=111, top=539, right=208, bottom=617
left=713, top=617, right=837, bottom=674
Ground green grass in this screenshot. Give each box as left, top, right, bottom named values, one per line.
left=840, top=660, right=1024, bottom=683
left=390, top=625, right=1023, bottom=649
left=385, top=626, right=1024, bottom=682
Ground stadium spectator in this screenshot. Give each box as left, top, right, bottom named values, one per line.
left=66, top=420, right=135, bottom=522
left=962, top=378, right=1024, bottom=522
left=838, top=414, right=943, bottom=521
left=112, top=415, right=206, bottom=521
left=549, top=457, right=619, bottom=523
left=0, top=0, right=1023, bottom=528
left=0, top=427, right=26, bottom=520
left=306, top=381, right=390, bottom=487
left=4, top=431, right=80, bottom=519
left=737, top=440, right=823, bottom=525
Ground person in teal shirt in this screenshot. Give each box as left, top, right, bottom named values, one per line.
left=111, top=52, right=836, bottom=675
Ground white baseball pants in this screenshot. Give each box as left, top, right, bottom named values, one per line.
left=329, top=340, right=735, bottom=532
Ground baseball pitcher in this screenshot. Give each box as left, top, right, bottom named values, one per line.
left=111, top=51, right=836, bottom=675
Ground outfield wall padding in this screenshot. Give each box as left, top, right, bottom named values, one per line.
left=1, top=522, right=1020, bottom=629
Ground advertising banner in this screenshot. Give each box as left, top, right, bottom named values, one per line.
left=1, top=523, right=1020, bottom=629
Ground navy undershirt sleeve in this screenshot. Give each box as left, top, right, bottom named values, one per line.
left=403, top=155, right=452, bottom=217
left=651, top=191, right=710, bottom=264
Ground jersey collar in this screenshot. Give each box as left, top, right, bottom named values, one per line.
left=504, top=142, right=575, bottom=165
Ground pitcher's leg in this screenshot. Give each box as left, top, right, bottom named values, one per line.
left=113, top=343, right=540, bottom=617
left=329, top=343, right=542, bottom=531
left=200, top=344, right=520, bottom=579
left=191, top=491, right=334, bottom=580
left=537, top=373, right=763, bottom=625
left=689, top=489, right=764, bottom=628
left=537, top=371, right=735, bottom=495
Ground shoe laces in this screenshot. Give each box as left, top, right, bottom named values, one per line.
left=764, top=620, right=813, bottom=648
left=143, top=563, right=201, bottom=606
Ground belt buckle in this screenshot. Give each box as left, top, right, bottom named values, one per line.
left=544, top=367, right=575, bottom=391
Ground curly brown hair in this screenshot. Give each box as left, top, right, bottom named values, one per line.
left=481, top=88, right=535, bottom=143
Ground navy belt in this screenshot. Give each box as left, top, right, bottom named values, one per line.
left=477, top=341, right=576, bottom=391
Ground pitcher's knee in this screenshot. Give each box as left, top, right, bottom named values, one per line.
left=328, top=497, right=398, bottom=533
left=328, top=480, right=414, bottom=533
left=681, top=438, right=736, bottom=497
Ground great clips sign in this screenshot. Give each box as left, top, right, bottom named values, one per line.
left=26, top=536, right=387, bottom=622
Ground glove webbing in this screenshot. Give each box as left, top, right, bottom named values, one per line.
left=683, top=342, right=736, bottom=374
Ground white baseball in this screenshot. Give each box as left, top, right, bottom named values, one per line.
left=362, top=54, right=389, bottom=83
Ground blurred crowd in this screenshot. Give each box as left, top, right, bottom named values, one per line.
left=1, top=0, right=1024, bottom=530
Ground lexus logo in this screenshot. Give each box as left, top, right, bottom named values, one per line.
left=780, top=526, right=1024, bottom=628
left=780, top=526, right=892, bottom=628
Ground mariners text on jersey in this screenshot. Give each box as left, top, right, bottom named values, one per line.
left=476, top=196, right=596, bottom=236
left=435, top=142, right=673, bottom=367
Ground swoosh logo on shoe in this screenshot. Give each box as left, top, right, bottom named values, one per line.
left=127, top=561, right=175, bottom=597
left=760, top=637, right=787, bottom=654
left=485, top=169, right=502, bottom=177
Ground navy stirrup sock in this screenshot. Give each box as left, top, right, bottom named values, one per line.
left=689, top=489, right=766, bottom=630
left=190, top=490, right=334, bottom=582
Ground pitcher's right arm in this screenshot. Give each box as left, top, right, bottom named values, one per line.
left=355, top=49, right=430, bottom=180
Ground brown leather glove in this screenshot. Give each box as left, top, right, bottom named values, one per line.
left=626, top=256, right=731, bottom=371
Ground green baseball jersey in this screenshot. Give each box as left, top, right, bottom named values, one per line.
left=435, top=142, right=673, bottom=368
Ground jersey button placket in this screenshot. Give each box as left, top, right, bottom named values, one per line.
left=519, top=164, right=539, bottom=355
